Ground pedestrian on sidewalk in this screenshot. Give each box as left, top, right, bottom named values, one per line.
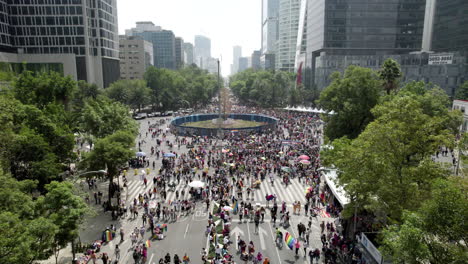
left=119, top=228, right=124, bottom=243
left=114, top=245, right=120, bottom=261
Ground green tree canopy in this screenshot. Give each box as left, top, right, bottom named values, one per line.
left=80, top=96, right=138, bottom=139
left=379, top=58, right=402, bottom=95
left=454, top=80, right=468, bottom=100
left=143, top=65, right=217, bottom=111
left=12, top=71, right=76, bottom=109
left=321, top=83, right=460, bottom=223
left=318, top=66, right=382, bottom=140
left=229, top=69, right=293, bottom=107
left=381, top=178, right=468, bottom=263
left=79, top=130, right=135, bottom=204
left=105, top=79, right=151, bottom=112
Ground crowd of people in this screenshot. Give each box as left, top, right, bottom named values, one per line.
left=75, top=102, right=369, bottom=263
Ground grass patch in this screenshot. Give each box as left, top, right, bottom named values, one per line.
left=181, top=119, right=266, bottom=129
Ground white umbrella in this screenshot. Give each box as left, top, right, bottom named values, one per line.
left=222, top=206, right=233, bottom=212
left=136, top=151, right=146, bottom=157
left=188, top=180, right=205, bottom=188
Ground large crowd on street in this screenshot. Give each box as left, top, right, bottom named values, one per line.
left=77, top=104, right=365, bottom=264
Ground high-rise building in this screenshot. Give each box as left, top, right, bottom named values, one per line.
left=0, top=0, right=120, bottom=88
left=251, top=50, right=262, bottom=70
left=431, top=0, right=468, bottom=52
left=194, top=35, right=211, bottom=68
left=238, top=57, right=248, bottom=72
left=305, top=0, right=427, bottom=89
left=232, top=45, right=242, bottom=75
left=183, top=42, right=194, bottom=65
left=261, top=0, right=279, bottom=54
left=119, top=35, right=153, bottom=80
left=136, top=30, right=176, bottom=70
left=261, top=0, right=279, bottom=70
left=125, top=21, right=161, bottom=36
left=175, top=37, right=184, bottom=69
left=276, top=0, right=301, bottom=72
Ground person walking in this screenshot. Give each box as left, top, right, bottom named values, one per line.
left=119, top=228, right=124, bottom=243
left=114, top=245, right=120, bottom=261
left=295, top=240, right=300, bottom=256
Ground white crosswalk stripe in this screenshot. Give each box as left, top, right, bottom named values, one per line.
left=249, top=178, right=308, bottom=205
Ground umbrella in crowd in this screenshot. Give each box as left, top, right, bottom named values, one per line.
left=298, top=155, right=310, bottom=160
left=299, top=159, right=311, bottom=165
left=281, top=166, right=292, bottom=173
left=222, top=206, right=233, bottom=212
left=136, top=151, right=146, bottom=157
left=188, top=180, right=205, bottom=188
left=163, top=153, right=176, bottom=157
left=222, top=149, right=230, bottom=153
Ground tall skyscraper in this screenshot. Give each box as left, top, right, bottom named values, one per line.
left=119, top=35, right=153, bottom=80
left=0, top=0, right=120, bottom=88
left=251, top=50, right=262, bottom=70
left=431, top=0, right=468, bottom=52
left=194, top=35, right=211, bottom=68
left=261, top=0, right=279, bottom=54
left=135, top=29, right=176, bottom=70
left=300, top=0, right=468, bottom=97
left=175, top=37, right=184, bottom=69
left=238, top=57, right=249, bottom=72
left=261, top=0, right=279, bottom=70
left=125, top=21, right=161, bottom=36
left=276, top=0, right=301, bottom=72
left=183, top=42, right=194, bottom=65
left=232, top=45, right=242, bottom=75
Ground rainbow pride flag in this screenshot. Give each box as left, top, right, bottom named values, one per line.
left=105, top=230, right=112, bottom=242
left=284, top=232, right=295, bottom=250
left=145, top=239, right=151, bottom=248
left=232, top=200, right=239, bottom=214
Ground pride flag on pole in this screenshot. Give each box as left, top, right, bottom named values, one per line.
left=284, top=232, right=296, bottom=250
left=232, top=200, right=239, bottom=214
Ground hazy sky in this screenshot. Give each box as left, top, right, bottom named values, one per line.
left=117, top=0, right=262, bottom=76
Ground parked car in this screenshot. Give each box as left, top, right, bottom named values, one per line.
left=133, top=113, right=147, bottom=120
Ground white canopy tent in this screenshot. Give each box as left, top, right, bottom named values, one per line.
left=283, top=106, right=334, bottom=115
left=322, top=169, right=350, bottom=208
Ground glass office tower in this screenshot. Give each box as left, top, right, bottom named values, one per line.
left=432, top=0, right=468, bottom=52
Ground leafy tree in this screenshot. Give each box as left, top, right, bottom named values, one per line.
left=105, top=79, right=151, bottom=112
left=322, top=88, right=459, bottom=222
left=79, top=130, right=135, bottom=205
left=36, top=181, right=88, bottom=264
left=71, top=81, right=100, bottom=110
left=144, top=65, right=217, bottom=111
left=7, top=127, right=61, bottom=190
left=379, top=58, right=402, bottom=95
left=80, top=96, right=138, bottom=139
left=0, top=95, right=75, bottom=189
left=454, top=81, right=468, bottom=100
left=0, top=170, right=58, bottom=264
left=13, top=71, right=76, bottom=109
left=229, top=69, right=293, bottom=107
left=318, top=66, right=382, bottom=140
left=381, top=178, right=468, bottom=263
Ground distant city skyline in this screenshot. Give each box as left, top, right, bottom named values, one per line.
left=117, top=0, right=261, bottom=76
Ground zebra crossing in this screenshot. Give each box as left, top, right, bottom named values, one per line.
left=122, top=179, right=192, bottom=205
left=107, top=176, right=310, bottom=207
left=244, top=177, right=308, bottom=205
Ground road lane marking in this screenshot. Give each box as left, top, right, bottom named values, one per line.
left=267, top=222, right=283, bottom=264
left=184, top=223, right=190, bottom=238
